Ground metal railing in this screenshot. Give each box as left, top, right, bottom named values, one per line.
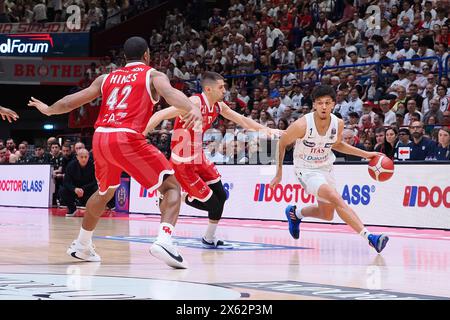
left=320, top=56, right=443, bottom=81
left=175, top=56, right=445, bottom=94
left=445, top=55, right=450, bottom=78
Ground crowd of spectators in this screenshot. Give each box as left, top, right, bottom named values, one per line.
left=2, top=0, right=450, bottom=163
left=0, top=136, right=114, bottom=214
left=142, top=0, right=450, bottom=162
left=0, top=0, right=159, bottom=29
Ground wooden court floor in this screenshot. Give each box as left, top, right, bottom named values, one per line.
left=0, top=206, right=449, bottom=300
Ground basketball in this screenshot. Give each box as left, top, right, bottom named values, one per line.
left=368, top=155, right=394, bottom=182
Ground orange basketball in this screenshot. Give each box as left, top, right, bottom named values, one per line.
left=368, top=155, right=394, bottom=182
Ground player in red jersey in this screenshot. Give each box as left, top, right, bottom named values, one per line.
left=28, top=37, right=202, bottom=269
left=144, top=71, right=281, bottom=248
left=0, top=106, right=19, bottom=122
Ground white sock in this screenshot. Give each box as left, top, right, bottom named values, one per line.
left=295, top=207, right=305, bottom=220
left=360, top=228, right=371, bottom=241
left=204, top=222, right=218, bottom=241
left=77, top=227, right=93, bottom=246
left=157, top=222, right=174, bottom=244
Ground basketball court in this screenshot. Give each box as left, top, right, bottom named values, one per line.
left=1, top=206, right=449, bottom=300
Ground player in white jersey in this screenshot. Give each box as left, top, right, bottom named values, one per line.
left=270, top=85, right=389, bottom=253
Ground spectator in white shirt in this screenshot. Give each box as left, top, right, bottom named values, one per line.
left=346, top=88, right=364, bottom=116
left=437, top=85, right=450, bottom=112
left=387, top=68, right=411, bottom=96
left=238, top=88, right=250, bottom=105
left=421, top=1, right=437, bottom=20
left=300, top=30, right=317, bottom=48
left=386, top=42, right=399, bottom=60
left=323, top=50, right=336, bottom=68
left=399, top=15, right=414, bottom=33
left=422, top=84, right=436, bottom=114
left=333, top=90, right=350, bottom=120
left=398, top=38, right=416, bottom=59
left=266, top=22, right=284, bottom=49
left=403, top=99, right=423, bottom=125
left=380, top=99, right=397, bottom=125
left=238, top=45, right=254, bottom=72
left=432, top=9, right=448, bottom=27
left=290, top=84, right=304, bottom=110
left=278, top=87, right=292, bottom=107
left=33, top=0, right=47, bottom=23
left=397, top=1, right=414, bottom=26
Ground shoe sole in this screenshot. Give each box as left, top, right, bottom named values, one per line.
left=66, top=248, right=101, bottom=262
left=376, top=235, right=389, bottom=253
left=285, top=205, right=299, bottom=239
left=201, top=242, right=234, bottom=249
left=150, top=244, right=187, bottom=269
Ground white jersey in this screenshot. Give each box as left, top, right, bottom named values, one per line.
left=293, top=112, right=339, bottom=170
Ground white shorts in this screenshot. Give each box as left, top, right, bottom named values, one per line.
left=294, top=167, right=336, bottom=203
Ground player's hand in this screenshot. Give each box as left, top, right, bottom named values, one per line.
left=181, top=107, right=202, bottom=131
left=28, top=97, right=52, bottom=116
left=365, top=152, right=384, bottom=160
left=267, top=129, right=284, bottom=139
left=269, top=174, right=282, bottom=188
left=0, top=106, right=19, bottom=123
left=75, top=188, right=84, bottom=198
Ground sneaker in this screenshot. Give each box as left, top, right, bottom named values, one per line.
left=285, top=205, right=301, bottom=239
left=368, top=234, right=389, bottom=253
left=66, top=208, right=78, bottom=217
left=201, top=237, right=233, bottom=249
left=66, top=240, right=101, bottom=262
left=150, top=241, right=187, bottom=269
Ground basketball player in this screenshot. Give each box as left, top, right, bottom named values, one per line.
left=28, top=36, right=202, bottom=269
left=270, top=85, right=389, bottom=253
left=143, top=71, right=281, bottom=248
left=0, top=106, right=19, bottom=122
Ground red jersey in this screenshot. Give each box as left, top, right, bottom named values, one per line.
left=95, top=62, right=159, bottom=132
left=171, top=93, right=221, bottom=161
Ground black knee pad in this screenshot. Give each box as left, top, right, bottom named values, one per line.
left=209, top=181, right=227, bottom=204
left=200, top=194, right=222, bottom=221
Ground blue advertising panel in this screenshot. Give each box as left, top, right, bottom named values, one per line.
left=0, top=33, right=90, bottom=57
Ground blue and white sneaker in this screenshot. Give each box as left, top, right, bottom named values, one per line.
left=368, top=234, right=389, bottom=253
left=285, top=205, right=301, bottom=239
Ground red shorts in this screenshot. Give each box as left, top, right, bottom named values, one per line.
left=171, top=152, right=221, bottom=202
left=93, top=130, right=174, bottom=195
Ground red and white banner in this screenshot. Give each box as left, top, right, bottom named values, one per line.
left=0, top=22, right=91, bottom=34
left=0, top=57, right=100, bottom=85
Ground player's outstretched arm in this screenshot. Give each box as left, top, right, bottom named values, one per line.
left=332, top=120, right=382, bottom=160
left=28, top=75, right=105, bottom=116
left=270, top=118, right=306, bottom=188
left=143, top=106, right=182, bottom=136
left=0, top=106, right=19, bottom=122
left=220, top=102, right=282, bottom=138
left=151, top=71, right=202, bottom=130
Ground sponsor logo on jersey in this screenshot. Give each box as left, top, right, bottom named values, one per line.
left=303, top=140, right=316, bottom=148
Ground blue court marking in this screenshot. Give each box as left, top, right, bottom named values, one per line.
left=94, top=235, right=312, bottom=251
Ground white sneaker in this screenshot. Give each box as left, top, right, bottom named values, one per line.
left=65, top=209, right=78, bottom=217
left=202, top=237, right=233, bottom=249
left=66, top=240, right=101, bottom=262
left=150, top=241, right=187, bottom=269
